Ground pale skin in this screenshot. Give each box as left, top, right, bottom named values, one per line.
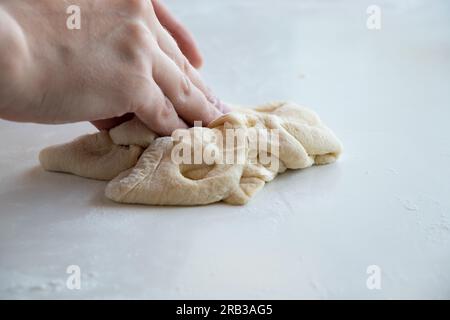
left=0, top=0, right=229, bottom=135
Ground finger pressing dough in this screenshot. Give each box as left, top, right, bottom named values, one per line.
left=39, top=102, right=343, bottom=205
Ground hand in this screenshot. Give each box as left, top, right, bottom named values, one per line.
left=151, top=0, right=202, bottom=69
left=0, top=0, right=227, bottom=135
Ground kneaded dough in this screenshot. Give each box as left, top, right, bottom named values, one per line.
left=39, top=102, right=342, bottom=205
left=39, top=131, right=143, bottom=180
left=109, top=116, right=157, bottom=148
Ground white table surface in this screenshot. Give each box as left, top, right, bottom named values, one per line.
left=1, top=0, right=449, bottom=299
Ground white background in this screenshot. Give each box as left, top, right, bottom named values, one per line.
left=1, top=0, right=449, bottom=299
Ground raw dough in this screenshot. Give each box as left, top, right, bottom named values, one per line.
left=109, top=116, right=157, bottom=148
left=39, top=102, right=342, bottom=205
left=39, top=131, right=143, bottom=180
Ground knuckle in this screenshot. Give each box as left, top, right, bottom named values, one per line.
left=142, top=99, right=176, bottom=134
left=116, top=22, right=153, bottom=65
left=116, top=39, right=142, bottom=63
left=159, top=103, right=175, bottom=121
left=171, top=75, right=191, bottom=105
left=181, top=56, right=191, bottom=74
left=122, top=21, right=149, bottom=44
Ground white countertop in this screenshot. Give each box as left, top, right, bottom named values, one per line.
left=1, top=0, right=449, bottom=299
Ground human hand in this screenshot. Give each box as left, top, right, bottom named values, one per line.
left=0, top=0, right=227, bottom=135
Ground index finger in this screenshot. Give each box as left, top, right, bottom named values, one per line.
left=151, top=0, right=203, bottom=68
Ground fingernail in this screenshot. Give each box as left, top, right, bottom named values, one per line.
left=206, top=93, right=218, bottom=105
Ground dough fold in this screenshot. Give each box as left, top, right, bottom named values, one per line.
left=39, top=102, right=342, bottom=205
left=39, top=131, right=143, bottom=180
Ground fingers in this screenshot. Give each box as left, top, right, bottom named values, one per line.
left=155, top=27, right=231, bottom=114
left=152, top=48, right=223, bottom=126
left=151, top=0, right=203, bottom=68
left=182, top=62, right=232, bottom=114
left=91, top=1, right=221, bottom=135
left=133, top=80, right=188, bottom=136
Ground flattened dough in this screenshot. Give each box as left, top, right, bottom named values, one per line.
left=39, top=131, right=143, bottom=180
left=39, top=102, right=343, bottom=205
